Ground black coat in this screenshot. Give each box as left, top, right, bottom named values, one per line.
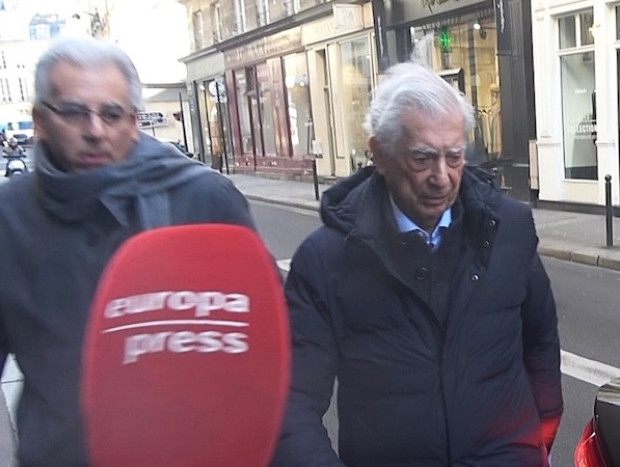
left=272, top=166, right=563, bottom=467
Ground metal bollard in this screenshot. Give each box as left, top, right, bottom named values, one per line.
left=312, top=159, right=320, bottom=201
left=605, top=174, right=613, bottom=247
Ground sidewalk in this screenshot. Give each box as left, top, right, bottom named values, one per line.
left=226, top=173, right=620, bottom=272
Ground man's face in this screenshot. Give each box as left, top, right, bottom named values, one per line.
left=372, top=109, right=466, bottom=233
left=33, top=61, right=138, bottom=172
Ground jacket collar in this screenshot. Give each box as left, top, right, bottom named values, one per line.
left=325, top=166, right=501, bottom=266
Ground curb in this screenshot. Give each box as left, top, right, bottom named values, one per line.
left=245, top=194, right=620, bottom=273
left=245, top=194, right=319, bottom=213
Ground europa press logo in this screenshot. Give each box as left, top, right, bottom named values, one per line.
left=102, top=290, right=251, bottom=364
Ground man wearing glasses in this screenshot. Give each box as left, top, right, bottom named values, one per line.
left=272, top=63, right=563, bottom=466
left=0, top=36, right=255, bottom=466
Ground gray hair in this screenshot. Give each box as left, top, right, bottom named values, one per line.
left=33, top=36, right=143, bottom=110
left=363, top=62, right=474, bottom=155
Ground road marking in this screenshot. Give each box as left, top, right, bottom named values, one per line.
left=277, top=257, right=620, bottom=387
left=276, top=259, right=291, bottom=272
left=2, top=259, right=619, bottom=433
left=561, top=350, right=620, bottom=387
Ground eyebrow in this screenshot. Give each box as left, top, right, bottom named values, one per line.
left=407, top=144, right=466, bottom=155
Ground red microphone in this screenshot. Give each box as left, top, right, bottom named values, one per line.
left=81, top=224, right=290, bottom=467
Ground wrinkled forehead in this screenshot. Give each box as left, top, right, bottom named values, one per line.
left=400, top=109, right=467, bottom=146
left=48, top=61, right=130, bottom=103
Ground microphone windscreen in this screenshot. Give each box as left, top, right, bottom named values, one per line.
left=82, top=224, right=289, bottom=467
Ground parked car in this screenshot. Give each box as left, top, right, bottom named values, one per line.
left=575, top=377, right=620, bottom=466
left=12, top=133, right=31, bottom=145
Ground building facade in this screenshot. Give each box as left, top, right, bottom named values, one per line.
left=373, top=0, right=536, bottom=200
left=179, top=0, right=535, bottom=199
left=179, top=0, right=378, bottom=176
left=532, top=0, right=620, bottom=210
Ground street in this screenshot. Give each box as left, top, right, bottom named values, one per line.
left=250, top=199, right=620, bottom=467
left=0, top=190, right=619, bottom=466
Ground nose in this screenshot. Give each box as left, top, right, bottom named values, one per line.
left=84, top=112, right=106, bottom=138
left=429, top=157, right=450, bottom=185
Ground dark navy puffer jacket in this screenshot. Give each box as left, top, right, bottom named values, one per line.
left=272, top=166, right=563, bottom=467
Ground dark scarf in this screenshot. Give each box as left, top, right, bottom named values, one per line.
left=35, top=132, right=208, bottom=228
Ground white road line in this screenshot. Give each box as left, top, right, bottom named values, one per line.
left=277, top=257, right=620, bottom=387
left=276, top=259, right=291, bottom=272
left=561, top=350, right=620, bottom=387
left=2, top=259, right=620, bottom=432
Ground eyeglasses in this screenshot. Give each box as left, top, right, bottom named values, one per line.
left=41, top=101, right=133, bottom=125
left=403, top=145, right=466, bottom=172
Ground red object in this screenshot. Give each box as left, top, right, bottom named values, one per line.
left=82, top=224, right=290, bottom=467
left=575, top=419, right=609, bottom=467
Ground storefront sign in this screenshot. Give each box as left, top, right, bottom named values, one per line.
left=137, top=111, right=168, bottom=129
left=185, top=53, right=224, bottom=83
left=333, top=4, right=363, bottom=30
left=224, top=28, right=302, bottom=68
left=302, top=6, right=363, bottom=45
left=385, top=0, right=482, bottom=26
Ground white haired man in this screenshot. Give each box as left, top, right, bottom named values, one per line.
left=271, top=62, right=562, bottom=467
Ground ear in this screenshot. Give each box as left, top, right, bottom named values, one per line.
left=129, top=113, right=139, bottom=141
left=32, top=107, right=47, bottom=141
left=369, top=137, right=386, bottom=175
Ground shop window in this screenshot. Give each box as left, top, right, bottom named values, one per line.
left=235, top=69, right=254, bottom=154
left=558, top=9, right=596, bottom=180
left=256, top=63, right=276, bottom=156
left=284, top=53, right=311, bottom=156
left=199, top=78, right=232, bottom=170
left=341, top=37, right=373, bottom=171
left=410, top=15, right=501, bottom=162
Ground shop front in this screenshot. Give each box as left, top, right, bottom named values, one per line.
left=375, top=0, right=535, bottom=200
left=302, top=3, right=376, bottom=178
left=532, top=1, right=620, bottom=210
left=181, top=50, right=230, bottom=170
left=223, top=28, right=315, bottom=175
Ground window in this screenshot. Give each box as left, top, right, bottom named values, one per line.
left=212, top=2, right=222, bottom=42
left=1, top=78, right=10, bottom=103
left=234, top=0, right=246, bottom=33
left=18, top=78, right=26, bottom=102
left=192, top=10, right=205, bottom=50
left=409, top=14, right=501, bottom=161
left=235, top=69, right=254, bottom=154
left=285, top=0, right=301, bottom=15
left=558, top=9, right=596, bottom=180
left=341, top=38, right=373, bottom=169
left=256, top=63, right=275, bottom=155
left=257, top=0, right=269, bottom=26
left=283, top=53, right=311, bottom=156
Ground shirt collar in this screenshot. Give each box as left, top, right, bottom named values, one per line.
left=389, top=195, right=452, bottom=237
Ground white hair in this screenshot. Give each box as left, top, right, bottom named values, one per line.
left=363, top=62, right=474, bottom=155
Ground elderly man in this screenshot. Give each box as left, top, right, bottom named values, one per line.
left=0, top=36, right=255, bottom=466
left=272, top=62, right=562, bottom=466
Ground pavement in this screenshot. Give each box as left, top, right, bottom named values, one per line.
left=227, top=172, right=620, bottom=271
left=2, top=171, right=620, bottom=464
